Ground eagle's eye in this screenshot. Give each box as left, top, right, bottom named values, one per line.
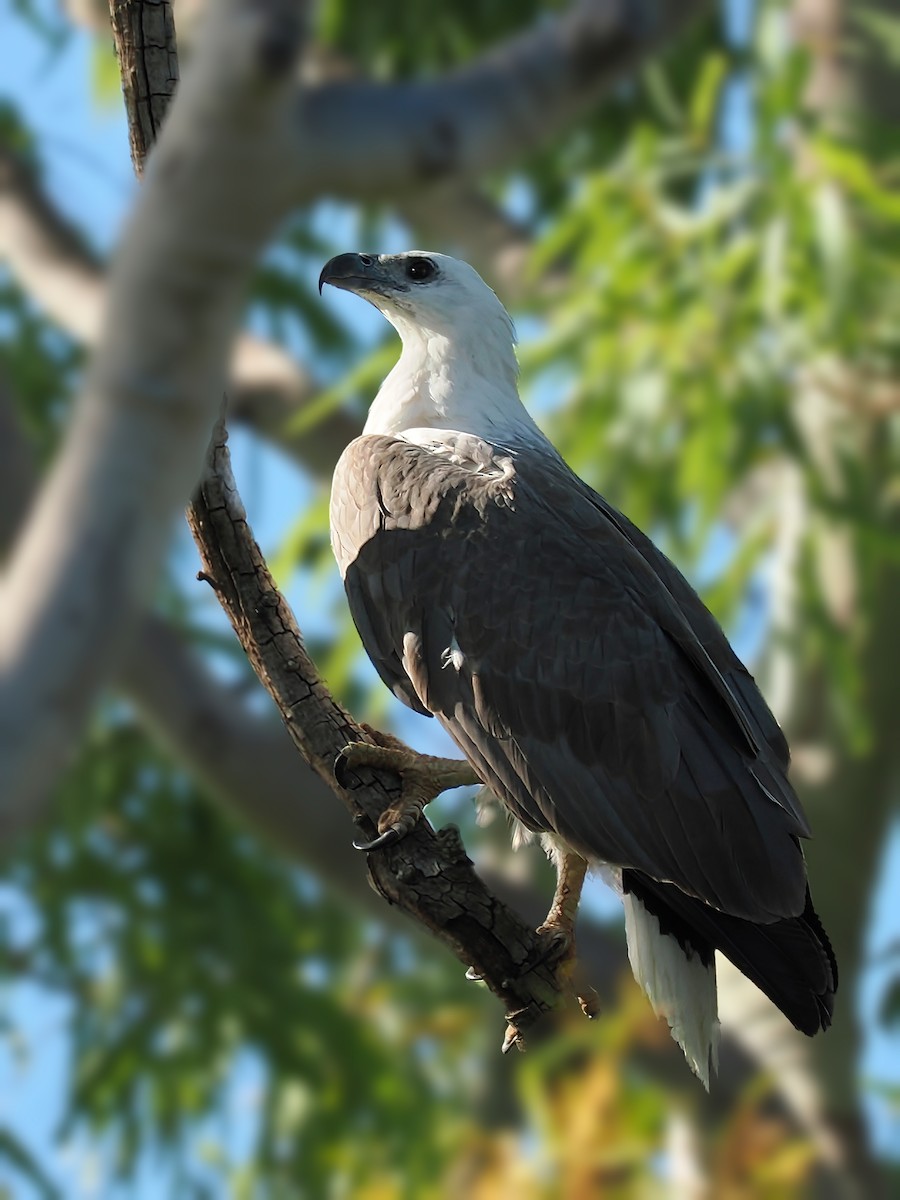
left=405, top=257, right=436, bottom=282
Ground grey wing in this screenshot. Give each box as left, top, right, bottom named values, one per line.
left=340, top=441, right=808, bottom=923
left=582, top=488, right=805, bottom=831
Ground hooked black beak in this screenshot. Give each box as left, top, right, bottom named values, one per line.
left=318, top=252, right=379, bottom=296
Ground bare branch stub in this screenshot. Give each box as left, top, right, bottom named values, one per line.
left=186, top=422, right=574, bottom=1049
left=109, top=0, right=180, bottom=178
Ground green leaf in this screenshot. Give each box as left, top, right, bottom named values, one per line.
left=688, top=53, right=728, bottom=142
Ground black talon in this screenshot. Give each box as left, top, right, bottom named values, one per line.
left=334, top=750, right=352, bottom=788
left=352, top=826, right=402, bottom=852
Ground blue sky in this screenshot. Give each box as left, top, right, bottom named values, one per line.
left=1, top=0, right=899, bottom=1192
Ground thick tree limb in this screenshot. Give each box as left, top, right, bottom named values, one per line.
left=116, top=613, right=636, bottom=1004
left=0, top=0, right=306, bottom=827
left=225, top=342, right=359, bottom=469
left=177, top=419, right=856, bottom=1161
left=104, top=456, right=884, bottom=1175
left=186, top=421, right=581, bottom=1050
left=0, top=146, right=107, bottom=346
left=0, top=141, right=515, bottom=471
left=288, top=0, right=711, bottom=199
left=71, top=0, right=712, bottom=195
left=0, top=144, right=348, bottom=471
left=110, top=614, right=821, bottom=1120
left=0, top=378, right=861, bottom=1159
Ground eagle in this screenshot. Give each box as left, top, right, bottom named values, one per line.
left=320, top=250, right=836, bottom=1085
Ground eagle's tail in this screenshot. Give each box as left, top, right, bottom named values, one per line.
left=623, top=889, right=720, bottom=1088
left=623, top=871, right=837, bottom=1083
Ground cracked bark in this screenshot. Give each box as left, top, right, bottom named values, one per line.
left=109, top=0, right=180, bottom=179
left=0, top=0, right=714, bottom=825
left=0, top=370, right=623, bottom=1009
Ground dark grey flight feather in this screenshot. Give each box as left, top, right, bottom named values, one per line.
left=331, top=430, right=836, bottom=1032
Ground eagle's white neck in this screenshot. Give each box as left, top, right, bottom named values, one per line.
left=362, top=309, right=545, bottom=449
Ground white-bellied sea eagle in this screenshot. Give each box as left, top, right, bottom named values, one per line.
left=320, top=250, right=836, bottom=1087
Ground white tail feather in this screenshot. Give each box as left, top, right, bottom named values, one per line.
left=623, top=892, right=720, bottom=1089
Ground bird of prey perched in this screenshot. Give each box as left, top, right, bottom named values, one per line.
left=320, top=250, right=836, bottom=1086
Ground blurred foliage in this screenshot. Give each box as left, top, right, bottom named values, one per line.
left=314, top=0, right=567, bottom=78
left=3, top=0, right=900, bottom=1195
left=0, top=277, right=83, bottom=463
left=3, top=720, right=495, bottom=1196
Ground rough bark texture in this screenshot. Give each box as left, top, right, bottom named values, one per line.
left=26, top=0, right=612, bottom=1052
left=0, top=373, right=627, bottom=1016
left=109, top=0, right=180, bottom=178
left=16, top=0, right=877, bottom=1182
left=0, top=360, right=846, bottom=1140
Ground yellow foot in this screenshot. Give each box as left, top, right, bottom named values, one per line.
left=334, top=727, right=480, bottom=852
left=534, top=921, right=601, bottom=1021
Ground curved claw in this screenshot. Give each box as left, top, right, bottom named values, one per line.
left=501, top=1024, right=524, bottom=1054
left=352, top=826, right=402, bottom=852
left=578, top=987, right=601, bottom=1020
left=333, top=749, right=354, bottom=789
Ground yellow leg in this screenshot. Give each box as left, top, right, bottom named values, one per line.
left=538, top=845, right=589, bottom=942
left=536, top=842, right=600, bottom=1019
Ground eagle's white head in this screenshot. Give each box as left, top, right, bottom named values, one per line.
left=319, top=251, right=542, bottom=447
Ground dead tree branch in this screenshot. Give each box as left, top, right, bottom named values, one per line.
left=0, top=316, right=857, bottom=1165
